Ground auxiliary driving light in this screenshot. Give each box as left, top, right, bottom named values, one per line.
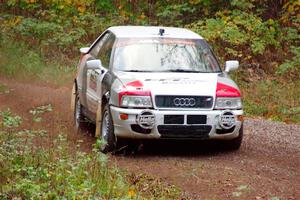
left=136, top=110, right=155, bottom=129
left=219, top=110, right=236, bottom=129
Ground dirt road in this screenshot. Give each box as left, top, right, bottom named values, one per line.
left=1, top=78, right=299, bottom=200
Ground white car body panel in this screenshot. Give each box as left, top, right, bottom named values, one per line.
left=115, top=71, right=218, bottom=97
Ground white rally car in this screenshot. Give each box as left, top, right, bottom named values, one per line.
left=71, top=26, right=244, bottom=153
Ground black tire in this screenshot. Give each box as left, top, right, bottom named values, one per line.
left=223, top=124, right=243, bottom=150
left=74, top=95, right=86, bottom=132
left=99, top=104, right=117, bottom=153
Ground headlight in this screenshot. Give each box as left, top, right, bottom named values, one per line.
left=121, top=95, right=153, bottom=108
left=214, top=97, right=242, bottom=109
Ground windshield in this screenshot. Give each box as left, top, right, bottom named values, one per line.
left=113, top=38, right=221, bottom=73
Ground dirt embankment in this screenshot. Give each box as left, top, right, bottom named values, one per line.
left=0, top=78, right=299, bottom=200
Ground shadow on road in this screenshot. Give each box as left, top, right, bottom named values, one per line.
left=117, top=139, right=236, bottom=157
left=76, top=121, right=238, bottom=157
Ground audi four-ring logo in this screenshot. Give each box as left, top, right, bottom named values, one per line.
left=173, top=98, right=196, bottom=107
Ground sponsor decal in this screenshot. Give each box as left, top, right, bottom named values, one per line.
left=115, top=38, right=197, bottom=48
left=219, top=110, right=236, bottom=129
left=136, top=110, right=155, bottom=129
left=145, top=78, right=205, bottom=85
left=125, top=80, right=144, bottom=88
left=216, top=82, right=241, bottom=97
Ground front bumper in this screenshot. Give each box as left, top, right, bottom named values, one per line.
left=110, top=106, right=243, bottom=140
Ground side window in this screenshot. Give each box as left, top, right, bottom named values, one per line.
left=97, top=34, right=115, bottom=69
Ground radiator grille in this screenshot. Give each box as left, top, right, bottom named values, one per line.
left=155, top=95, right=213, bottom=109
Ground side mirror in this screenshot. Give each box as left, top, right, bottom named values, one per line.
left=225, top=60, right=239, bottom=73
left=80, top=47, right=89, bottom=54
left=86, top=59, right=102, bottom=70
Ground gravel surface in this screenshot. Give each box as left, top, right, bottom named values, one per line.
left=245, top=118, right=300, bottom=153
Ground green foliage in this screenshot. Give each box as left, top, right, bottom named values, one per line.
left=231, top=0, right=254, bottom=10
left=1, top=11, right=114, bottom=58
left=156, top=3, right=195, bottom=26
left=1, top=0, right=298, bottom=75
left=276, top=46, right=300, bottom=78
left=29, top=104, right=53, bottom=115
left=282, top=27, right=300, bottom=42
left=243, top=99, right=269, bottom=117
left=0, top=133, right=128, bottom=198
left=0, top=109, right=22, bottom=129
left=0, top=35, right=43, bottom=76
left=0, top=37, right=75, bottom=85
left=235, top=78, right=300, bottom=123
left=0, top=83, right=10, bottom=94
left=29, top=104, right=53, bottom=123
left=15, top=17, right=58, bottom=40
left=187, top=8, right=281, bottom=63
left=95, top=0, right=115, bottom=13
left=270, top=197, right=281, bottom=200
left=9, top=15, right=86, bottom=54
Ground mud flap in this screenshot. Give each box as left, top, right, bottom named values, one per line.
left=95, top=103, right=102, bottom=138
left=70, top=84, right=76, bottom=113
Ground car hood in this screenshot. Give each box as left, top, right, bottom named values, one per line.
left=114, top=71, right=220, bottom=97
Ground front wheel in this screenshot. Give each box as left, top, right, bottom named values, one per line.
left=99, top=104, right=117, bottom=153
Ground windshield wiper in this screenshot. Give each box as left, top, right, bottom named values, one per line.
left=121, top=69, right=213, bottom=73
left=162, top=69, right=204, bottom=73
left=121, top=70, right=152, bottom=72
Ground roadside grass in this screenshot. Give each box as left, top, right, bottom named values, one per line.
left=232, top=73, right=300, bottom=123
left=0, top=83, right=10, bottom=94
left=0, top=37, right=75, bottom=86
left=0, top=109, right=181, bottom=199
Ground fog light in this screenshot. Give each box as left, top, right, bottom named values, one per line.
left=136, top=110, right=155, bottom=129
left=120, top=113, right=128, bottom=120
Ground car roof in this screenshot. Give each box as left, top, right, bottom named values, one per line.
left=107, top=26, right=203, bottom=39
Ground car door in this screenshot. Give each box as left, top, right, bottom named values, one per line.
left=86, top=32, right=116, bottom=118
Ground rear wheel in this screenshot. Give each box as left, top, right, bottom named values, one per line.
left=99, top=104, right=117, bottom=153
left=223, top=124, right=243, bottom=150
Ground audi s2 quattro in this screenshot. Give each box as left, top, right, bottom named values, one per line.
left=71, top=26, right=243, bottom=153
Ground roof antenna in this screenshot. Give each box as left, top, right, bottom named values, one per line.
left=159, top=28, right=165, bottom=36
